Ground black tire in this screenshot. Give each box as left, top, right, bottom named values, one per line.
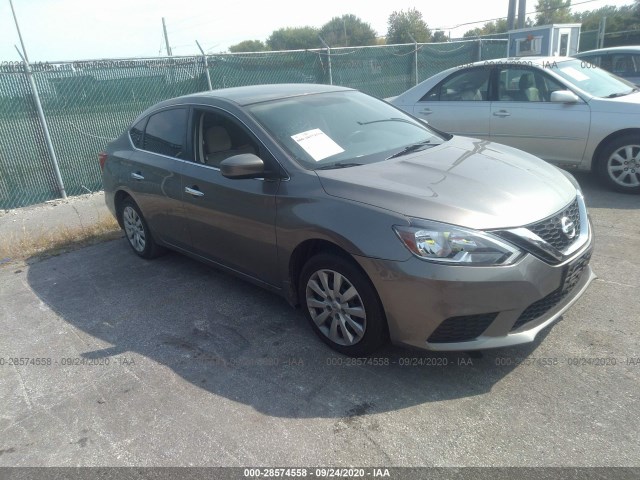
left=596, top=134, right=640, bottom=194
left=118, top=198, right=165, bottom=259
left=299, top=253, right=388, bottom=356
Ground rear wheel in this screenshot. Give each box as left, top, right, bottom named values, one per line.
left=299, top=253, right=387, bottom=356
left=118, top=198, right=164, bottom=259
left=597, top=135, right=640, bottom=193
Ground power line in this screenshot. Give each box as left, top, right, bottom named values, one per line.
left=437, top=0, right=602, bottom=30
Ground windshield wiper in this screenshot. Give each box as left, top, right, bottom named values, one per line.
left=358, top=117, right=420, bottom=126
left=316, top=162, right=364, bottom=170
left=607, top=88, right=638, bottom=98
left=385, top=140, right=436, bottom=160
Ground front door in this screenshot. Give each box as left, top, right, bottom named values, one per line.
left=490, top=67, right=590, bottom=165
left=180, top=108, right=280, bottom=286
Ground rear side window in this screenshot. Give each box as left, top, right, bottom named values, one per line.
left=129, top=118, right=146, bottom=148
left=421, top=68, right=490, bottom=102
left=143, top=108, right=188, bottom=158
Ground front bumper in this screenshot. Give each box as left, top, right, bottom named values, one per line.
left=355, top=229, right=595, bottom=351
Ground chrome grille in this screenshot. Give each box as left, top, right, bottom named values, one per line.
left=526, top=198, right=581, bottom=251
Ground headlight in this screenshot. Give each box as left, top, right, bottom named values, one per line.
left=394, top=222, right=522, bottom=266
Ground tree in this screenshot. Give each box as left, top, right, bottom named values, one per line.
left=386, top=8, right=431, bottom=44
left=228, top=40, right=267, bottom=53
left=535, top=0, right=572, bottom=26
left=266, top=27, right=321, bottom=51
left=463, top=19, right=509, bottom=38
left=319, top=14, right=377, bottom=47
left=431, top=31, right=449, bottom=43
left=573, top=5, right=638, bottom=32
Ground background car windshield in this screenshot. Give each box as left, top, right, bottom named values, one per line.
left=248, top=91, right=444, bottom=169
left=554, top=59, right=636, bottom=97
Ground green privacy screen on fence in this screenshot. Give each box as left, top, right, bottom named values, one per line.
left=0, top=39, right=507, bottom=209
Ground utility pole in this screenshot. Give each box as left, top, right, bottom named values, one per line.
left=517, top=0, right=526, bottom=29
left=162, top=17, right=173, bottom=56
left=9, top=0, right=66, bottom=200
left=507, top=0, right=517, bottom=30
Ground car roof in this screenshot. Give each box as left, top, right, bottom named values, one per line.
left=466, top=56, right=575, bottom=67
left=181, top=83, right=353, bottom=106
left=574, top=46, right=640, bottom=56
left=131, top=83, right=356, bottom=125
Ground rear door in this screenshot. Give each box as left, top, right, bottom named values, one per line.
left=124, top=107, right=191, bottom=249
left=180, top=107, right=280, bottom=286
left=489, top=66, right=590, bottom=165
left=412, top=67, right=491, bottom=139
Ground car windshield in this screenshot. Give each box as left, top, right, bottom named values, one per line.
left=247, top=90, right=445, bottom=169
left=553, top=58, right=637, bottom=98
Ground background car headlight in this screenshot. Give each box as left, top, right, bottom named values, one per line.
left=394, top=223, right=522, bottom=266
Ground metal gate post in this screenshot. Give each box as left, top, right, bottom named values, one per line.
left=10, top=0, right=66, bottom=199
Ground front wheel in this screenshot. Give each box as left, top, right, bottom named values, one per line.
left=299, top=253, right=388, bottom=356
left=597, top=135, right=640, bottom=193
left=118, top=198, right=164, bottom=259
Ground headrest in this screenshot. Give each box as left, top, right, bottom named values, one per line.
left=205, top=126, right=231, bottom=153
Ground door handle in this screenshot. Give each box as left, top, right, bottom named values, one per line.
left=130, top=172, right=144, bottom=180
left=185, top=186, right=205, bottom=197
left=493, top=110, right=511, bottom=117
left=419, top=108, right=433, bottom=115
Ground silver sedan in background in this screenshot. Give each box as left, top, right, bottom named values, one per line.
left=390, top=57, right=640, bottom=193
left=574, top=46, right=640, bottom=86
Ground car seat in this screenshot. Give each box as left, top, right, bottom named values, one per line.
left=519, top=74, right=540, bottom=102
left=204, top=126, right=255, bottom=168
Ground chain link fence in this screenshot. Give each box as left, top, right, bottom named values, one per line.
left=580, top=28, right=640, bottom=51
left=0, top=39, right=507, bottom=209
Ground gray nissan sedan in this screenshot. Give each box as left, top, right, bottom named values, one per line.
left=101, top=84, right=595, bottom=356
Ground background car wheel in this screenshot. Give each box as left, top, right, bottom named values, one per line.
left=597, top=135, right=640, bottom=193
left=118, top=198, right=164, bottom=259
left=299, top=253, right=388, bottom=356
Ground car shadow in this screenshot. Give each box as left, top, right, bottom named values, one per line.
left=26, top=238, right=557, bottom=419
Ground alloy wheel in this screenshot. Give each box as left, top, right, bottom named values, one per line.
left=607, top=144, right=640, bottom=188
left=123, top=205, right=146, bottom=253
left=305, top=269, right=367, bottom=346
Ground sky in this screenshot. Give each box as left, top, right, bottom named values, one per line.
left=0, top=0, right=634, bottom=62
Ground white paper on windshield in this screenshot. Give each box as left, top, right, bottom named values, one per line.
left=291, top=129, right=344, bottom=161
left=560, top=67, right=589, bottom=82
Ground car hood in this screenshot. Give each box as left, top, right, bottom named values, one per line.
left=590, top=90, right=640, bottom=112
left=315, top=136, right=577, bottom=230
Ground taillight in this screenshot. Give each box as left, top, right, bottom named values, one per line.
left=98, top=152, right=108, bottom=171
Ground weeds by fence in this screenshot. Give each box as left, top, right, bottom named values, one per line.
left=0, top=39, right=507, bottom=209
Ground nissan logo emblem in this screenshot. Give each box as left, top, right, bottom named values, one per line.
left=561, top=217, right=576, bottom=239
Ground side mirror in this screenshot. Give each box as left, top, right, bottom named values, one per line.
left=550, top=90, right=580, bottom=103
left=220, top=154, right=266, bottom=179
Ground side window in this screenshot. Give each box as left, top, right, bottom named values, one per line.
left=143, top=108, right=187, bottom=158
left=597, top=54, right=612, bottom=72
left=581, top=55, right=600, bottom=68
left=611, top=54, right=634, bottom=76
left=196, top=110, right=260, bottom=168
left=497, top=68, right=565, bottom=102
left=421, top=68, right=490, bottom=102
left=129, top=118, right=146, bottom=149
